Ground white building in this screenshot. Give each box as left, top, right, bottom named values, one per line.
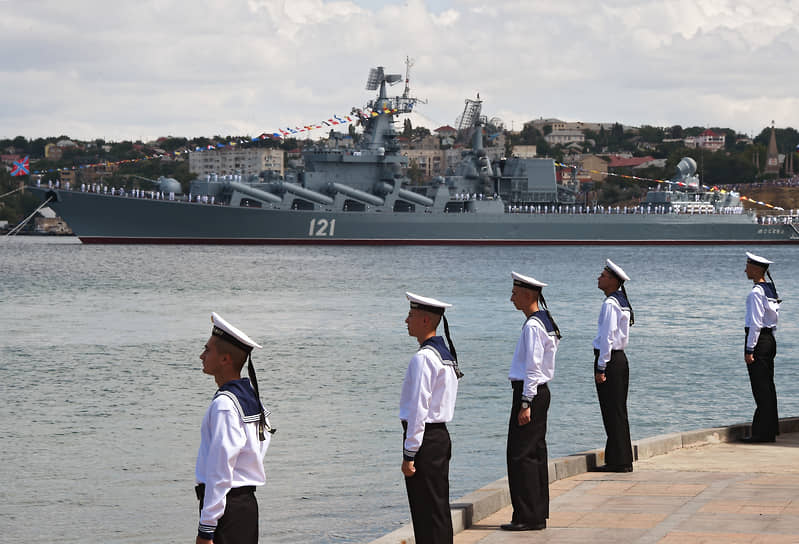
left=544, top=130, right=586, bottom=146
left=189, top=147, right=285, bottom=177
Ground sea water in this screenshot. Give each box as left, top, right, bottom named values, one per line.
left=1, top=237, right=797, bottom=543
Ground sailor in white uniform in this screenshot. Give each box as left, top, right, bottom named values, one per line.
left=195, top=312, right=274, bottom=544
left=400, top=292, right=462, bottom=544
left=502, top=272, right=560, bottom=532
left=593, top=259, right=634, bottom=472
left=741, top=252, right=781, bottom=443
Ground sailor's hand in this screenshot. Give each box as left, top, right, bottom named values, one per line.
left=402, top=459, right=416, bottom=477
left=595, top=372, right=607, bottom=384
left=745, top=353, right=755, bottom=365
left=196, top=536, right=213, bottom=544
left=517, top=407, right=531, bottom=426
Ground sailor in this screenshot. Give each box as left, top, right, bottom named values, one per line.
left=740, top=252, right=781, bottom=443
left=592, top=259, right=634, bottom=472
left=400, top=292, right=462, bottom=544
left=502, top=272, right=561, bottom=532
left=195, top=312, right=274, bottom=544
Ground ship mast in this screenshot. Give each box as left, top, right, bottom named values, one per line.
left=402, top=56, right=413, bottom=99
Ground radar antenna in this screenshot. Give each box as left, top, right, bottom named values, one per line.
left=366, top=61, right=426, bottom=114
left=365, top=66, right=403, bottom=91
left=365, top=67, right=384, bottom=91
left=455, top=95, right=485, bottom=132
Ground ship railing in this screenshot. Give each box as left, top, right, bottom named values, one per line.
left=505, top=204, right=747, bottom=215
left=67, top=181, right=235, bottom=206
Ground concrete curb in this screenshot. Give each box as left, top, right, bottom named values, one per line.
left=368, top=416, right=799, bottom=544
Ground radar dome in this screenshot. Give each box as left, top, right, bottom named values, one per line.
left=675, top=157, right=697, bottom=178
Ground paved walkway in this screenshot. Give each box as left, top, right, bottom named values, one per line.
left=454, top=432, right=799, bottom=543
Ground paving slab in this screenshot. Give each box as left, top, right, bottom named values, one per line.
left=369, top=419, right=799, bottom=544
left=453, top=430, right=799, bottom=543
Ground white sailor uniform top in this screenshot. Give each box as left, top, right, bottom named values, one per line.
left=508, top=310, right=558, bottom=402
left=745, top=282, right=780, bottom=354
left=593, top=291, right=631, bottom=372
left=196, top=378, right=271, bottom=539
left=399, top=336, right=459, bottom=460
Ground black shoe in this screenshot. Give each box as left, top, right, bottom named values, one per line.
left=592, top=464, right=633, bottom=472
left=738, top=436, right=776, bottom=443
left=500, top=521, right=546, bottom=531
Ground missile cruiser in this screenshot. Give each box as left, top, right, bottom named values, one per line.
left=29, top=64, right=799, bottom=245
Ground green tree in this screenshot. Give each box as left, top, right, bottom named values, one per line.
left=12, top=136, right=29, bottom=153
left=638, top=125, right=664, bottom=143
left=403, top=118, right=412, bottom=138
left=407, top=159, right=424, bottom=184
left=0, top=169, right=40, bottom=224
left=411, top=126, right=430, bottom=140
left=517, top=123, right=541, bottom=146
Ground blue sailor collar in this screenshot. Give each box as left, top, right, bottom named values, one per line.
left=526, top=310, right=558, bottom=334
left=215, top=378, right=267, bottom=423
left=755, top=281, right=779, bottom=300
left=419, top=336, right=455, bottom=363
left=608, top=290, right=631, bottom=309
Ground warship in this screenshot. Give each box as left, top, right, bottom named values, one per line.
left=28, top=65, right=799, bottom=245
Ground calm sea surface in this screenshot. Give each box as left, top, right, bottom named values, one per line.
left=1, top=237, right=797, bottom=543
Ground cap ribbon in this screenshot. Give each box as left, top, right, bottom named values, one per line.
left=538, top=293, right=562, bottom=339
left=246, top=354, right=276, bottom=440
left=620, top=284, right=635, bottom=326
left=442, top=316, right=463, bottom=379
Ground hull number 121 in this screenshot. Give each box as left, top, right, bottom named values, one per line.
left=308, top=218, right=336, bottom=237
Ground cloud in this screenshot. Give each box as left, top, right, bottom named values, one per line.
left=1, top=0, right=798, bottom=141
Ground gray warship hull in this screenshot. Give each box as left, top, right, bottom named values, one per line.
left=30, top=188, right=799, bottom=244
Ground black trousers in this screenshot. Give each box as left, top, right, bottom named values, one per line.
left=507, top=381, right=550, bottom=525
left=594, top=350, right=633, bottom=468
left=197, top=485, right=259, bottom=544
left=402, top=422, right=453, bottom=544
left=746, top=328, right=779, bottom=440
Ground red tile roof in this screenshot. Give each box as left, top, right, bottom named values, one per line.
left=607, top=155, right=655, bottom=168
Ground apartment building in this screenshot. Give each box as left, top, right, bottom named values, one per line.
left=189, top=147, right=285, bottom=177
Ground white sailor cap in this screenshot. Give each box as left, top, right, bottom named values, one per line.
left=746, top=252, right=773, bottom=267
left=211, top=312, right=262, bottom=352
left=511, top=271, right=547, bottom=290
left=406, top=292, right=452, bottom=315
left=605, top=259, right=630, bottom=282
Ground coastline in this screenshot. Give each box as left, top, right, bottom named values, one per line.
left=370, top=416, right=799, bottom=543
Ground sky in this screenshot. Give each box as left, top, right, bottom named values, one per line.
left=2, top=0, right=798, bottom=142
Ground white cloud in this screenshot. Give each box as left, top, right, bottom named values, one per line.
left=1, top=0, right=798, bottom=141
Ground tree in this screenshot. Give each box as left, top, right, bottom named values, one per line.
left=517, top=123, right=541, bottom=146
left=638, top=125, right=664, bottom=144
left=0, top=168, right=40, bottom=223
left=610, top=123, right=624, bottom=143
left=403, top=118, right=412, bottom=138
left=407, top=159, right=424, bottom=184
left=12, top=136, right=29, bottom=153
left=411, top=126, right=430, bottom=140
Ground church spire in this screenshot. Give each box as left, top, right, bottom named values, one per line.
left=764, top=121, right=781, bottom=175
